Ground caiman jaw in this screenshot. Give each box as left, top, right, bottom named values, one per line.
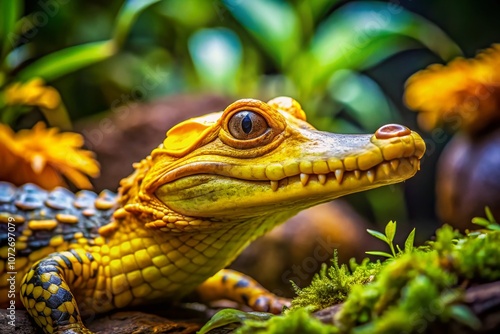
left=146, top=97, right=426, bottom=220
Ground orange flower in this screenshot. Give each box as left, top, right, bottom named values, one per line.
left=0, top=122, right=99, bottom=189
left=404, top=44, right=500, bottom=134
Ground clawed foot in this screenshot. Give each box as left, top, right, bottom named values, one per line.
left=251, top=295, right=291, bottom=314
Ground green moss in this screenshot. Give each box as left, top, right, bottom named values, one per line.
left=437, top=226, right=500, bottom=281
left=335, top=251, right=464, bottom=333
left=291, top=252, right=382, bottom=311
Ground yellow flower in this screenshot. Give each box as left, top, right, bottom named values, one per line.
left=5, top=78, right=61, bottom=110
left=0, top=122, right=100, bottom=190
left=4, top=78, right=72, bottom=129
left=404, top=44, right=500, bottom=134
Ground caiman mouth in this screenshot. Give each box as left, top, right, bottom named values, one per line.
left=262, top=156, right=419, bottom=191
left=156, top=155, right=420, bottom=193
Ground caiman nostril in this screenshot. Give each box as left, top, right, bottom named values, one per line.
left=375, top=124, right=411, bottom=139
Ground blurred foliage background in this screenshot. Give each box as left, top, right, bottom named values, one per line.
left=1, top=0, right=499, bottom=239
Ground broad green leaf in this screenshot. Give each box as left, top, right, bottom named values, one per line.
left=335, top=35, right=417, bottom=72
left=222, top=0, right=300, bottom=68
left=157, top=0, right=215, bottom=27
left=366, top=229, right=388, bottom=243
left=304, top=1, right=461, bottom=85
left=16, top=40, right=116, bottom=82
left=305, top=0, right=341, bottom=21
left=295, top=35, right=417, bottom=98
left=404, top=228, right=416, bottom=253
left=112, top=0, right=162, bottom=48
left=365, top=251, right=393, bottom=258
left=385, top=221, right=396, bottom=244
left=0, top=0, right=22, bottom=59
left=188, top=28, right=242, bottom=94
left=295, top=0, right=340, bottom=41
left=198, top=309, right=272, bottom=334
left=328, top=70, right=397, bottom=131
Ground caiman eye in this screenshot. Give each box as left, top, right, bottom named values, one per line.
left=228, top=111, right=268, bottom=140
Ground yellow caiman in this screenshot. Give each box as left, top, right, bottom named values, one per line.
left=0, top=97, right=425, bottom=333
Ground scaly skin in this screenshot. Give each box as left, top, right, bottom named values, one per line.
left=0, top=97, right=426, bottom=333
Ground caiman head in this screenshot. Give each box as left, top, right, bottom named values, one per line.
left=122, top=97, right=425, bottom=230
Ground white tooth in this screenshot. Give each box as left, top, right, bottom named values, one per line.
left=334, top=169, right=344, bottom=184
left=354, top=170, right=361, bottom=179
left=381, top=163, right=391, bottom=176
left=366, top=170, right=375, bottom=183
left=390, top=160, right=400, bottom=171
left=271, top=180, right=279, bottom=192
left=318, top=174, right=327, bottom=185
left=300, top=173, right=310, bottom=186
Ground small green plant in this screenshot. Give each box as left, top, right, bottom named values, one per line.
left=366, top=221, right=415, bottom=258
left=472, top=206, right=500, bottom=231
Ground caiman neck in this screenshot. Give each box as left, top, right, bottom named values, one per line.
left=117, top=156, right=154, bottom=208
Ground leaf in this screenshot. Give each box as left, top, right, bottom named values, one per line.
left=328, top=70, right=398, bottom=131
left=295, top=0, right=340, bottom=40
left=385, top=221, right=396, bottom=244
left=112, top=0, right=162, bottom=48
left=471, top=217, right=490, bottom=227
left=485, top=206, right=497, bottom=225
left=188, top=28, right=242, bottom=94
left=365, top=251, right=393, bottom=258
left=448, top=305, right=481, bottom=330
left=302, top=1, right=461, bottom=86
left=16, top=40, right=116, bottom=82
left=222, top=0, right=301, bottom=67
left=366, top=229, right=388, bottom=243
left=198, top=309, right=273, bottom=334
left=156, top=0, right=215, bottom=27
left=489, top=224, right=500, bottom=231
left=404, top=228, right=416, bottom=253
left=305, top=0, right=341, bottom=21
left=0, top=0, right=22, bottom=59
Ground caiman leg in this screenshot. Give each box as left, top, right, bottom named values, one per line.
left=20, top=248, right=98, bottom=334
left=195, top=269, right=290, bottom=314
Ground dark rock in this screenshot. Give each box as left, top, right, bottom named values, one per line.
left=437, top=129, right=500, bottom=229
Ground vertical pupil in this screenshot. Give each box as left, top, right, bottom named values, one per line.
left=241, top=113, right=252, bottom=134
